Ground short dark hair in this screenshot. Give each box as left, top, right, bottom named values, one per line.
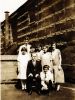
left=43, top=65, right=49, bottom=70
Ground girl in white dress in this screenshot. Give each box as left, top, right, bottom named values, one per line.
left=17, top=46, right=30, bottom=90
left=51, top=42, right=64, bottom=91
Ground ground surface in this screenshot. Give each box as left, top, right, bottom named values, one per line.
left=1, top=84, right=75, bottom=100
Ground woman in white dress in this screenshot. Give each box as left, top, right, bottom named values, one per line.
left=41, top=45, right=53, bottom=70
left=17, top=46, right=30, bottom=90
left=51, top=42, right=65, bottom=91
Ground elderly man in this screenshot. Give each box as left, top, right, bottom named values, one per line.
left=27, top=53, right=42, bottom=95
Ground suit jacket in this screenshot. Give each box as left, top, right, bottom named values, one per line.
left=27, top=60, right=42, bottom=78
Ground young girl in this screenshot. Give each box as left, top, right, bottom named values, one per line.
left=17, top=46, right=30, bottom=90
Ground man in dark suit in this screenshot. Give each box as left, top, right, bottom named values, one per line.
left=27, top=53, right=42, bottom=95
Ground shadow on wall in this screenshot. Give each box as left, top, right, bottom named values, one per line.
left=62, top=64, right=75, bottom=83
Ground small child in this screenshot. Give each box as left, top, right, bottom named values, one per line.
left=17, top=47, right=30, bottom=90
left=40, top=65, right=53, bottom=91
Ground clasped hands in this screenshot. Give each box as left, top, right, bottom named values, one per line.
left=28, top=73, right=39, bottom=78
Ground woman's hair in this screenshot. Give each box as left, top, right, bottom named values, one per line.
left=43, top=45, right=48, bottom=49
left=51, top=42, right=57, bottom=51
left=21, top=47, right=27, bottom=52
left=51, top=41, right=57, bottom=46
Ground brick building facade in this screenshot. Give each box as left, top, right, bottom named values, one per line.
left=1, top=0, right=75, bottom=54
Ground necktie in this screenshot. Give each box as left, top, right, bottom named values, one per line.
left=45, top=72, right=47, bottom=78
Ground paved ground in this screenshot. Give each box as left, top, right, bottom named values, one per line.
left=1, top=84, right=75, bottom=100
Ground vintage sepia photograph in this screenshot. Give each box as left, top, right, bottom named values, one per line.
left=0, top=0, right=75, bottom=100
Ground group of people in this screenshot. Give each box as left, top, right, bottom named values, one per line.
left=17, top=39, right=65, bottom=95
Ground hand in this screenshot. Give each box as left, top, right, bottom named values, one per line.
left=28, top=73, right=33, bottom=77
left=35, top=74, right=39, bottom=78
left=58, top=65, right=62, bottom=71
left=58, top=67, right=62, bottom=71
left=49, top=68, right=53, bottom=73
left=41, top=85, right=48, bottom=90
left=45, top=79, right=49, bottom=84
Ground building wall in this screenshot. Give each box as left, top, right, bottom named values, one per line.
left=1, top=18, right=13, bottom=51
left=1, top=0, right=75, bottom=50
left=15, top=0, right=75, bottom=46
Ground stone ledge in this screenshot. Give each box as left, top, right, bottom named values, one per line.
left=1, top=55, right=17, bottom=61
left=1, top=79, right=17, bottom=84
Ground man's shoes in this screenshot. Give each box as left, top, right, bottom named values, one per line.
left=56, top=85, right=60, bottom=91
left=46, top=92, right=49, bottom=96
left=28, top=91, right=32, bottom=95
left=22, top=87, right=25, bottom=91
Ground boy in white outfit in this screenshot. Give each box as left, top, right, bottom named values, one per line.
left=40, top=65, right=53, bottom=92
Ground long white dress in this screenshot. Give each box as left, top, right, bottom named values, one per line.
left=52, top=49, right=64, bottom=83
left=17, top=53, right=30, bottom=79
left=41, top=52, right=53, bottom=69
